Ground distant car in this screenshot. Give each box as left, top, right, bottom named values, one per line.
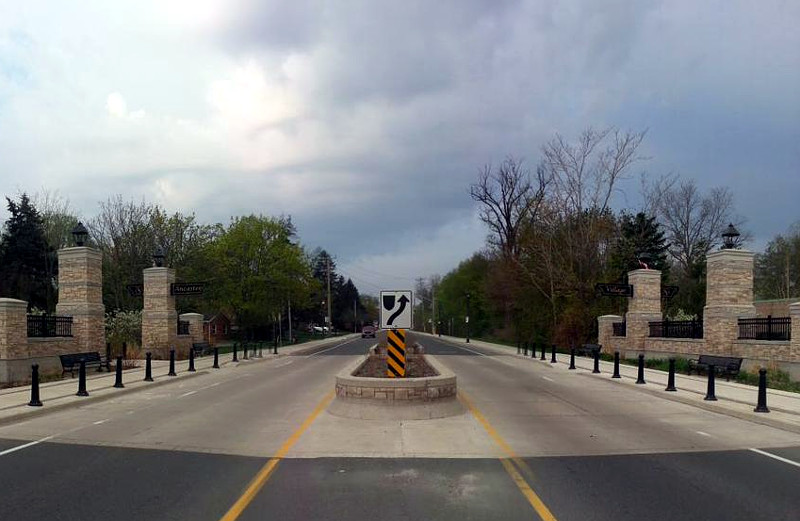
left=361, top=325, right=376, bottom=338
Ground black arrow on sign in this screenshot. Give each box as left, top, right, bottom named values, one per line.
left=387, top=295, right=409, bottom=326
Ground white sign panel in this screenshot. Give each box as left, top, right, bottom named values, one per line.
left=380, top=290, right=413, bottom=329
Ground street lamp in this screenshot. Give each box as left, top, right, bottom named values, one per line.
left=153, top=246, right=166, bottom=267
left=465, top=292, right=471, bottom=344
left=71, top=222, right=89, bottom=247
left=721, top=223, right=740, bottom=250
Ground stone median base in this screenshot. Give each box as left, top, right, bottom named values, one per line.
left=329, top=354, right=464, bottom=420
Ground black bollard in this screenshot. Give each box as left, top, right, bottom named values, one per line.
left=569, top=348, right=576, bottom=370
left=551, top=344, right=557, bottom=363
left=540, top=343, right=546, bottom=361
left=77, top=360, right=89, bottom=396
left=665, top=358, right=677, bottom=391
left=754, top=368, right=770, bottom=413
left=168, top=349, right=177, bottom=376
left=233, top=342, right=239, bottom=362
left=636, top=354, right=646, bottom=384
left=704, top=365, right=717, bottom=401
left=612, top=351, right=621, bottom=378
left=188, top=347, right=196, bottom=372
left=213, top=347, right=220, bottom=369
left=144, top=352, right=153, bottom=381
left=114, top=356, right=124, bottom=388
left=29, top=364, right=43, bottom=407
left=592, top=349, right=600, bottom=373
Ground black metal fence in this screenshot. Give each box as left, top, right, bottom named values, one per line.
left=612, top=322, right=626, bottom=336
left=648, top=319, right=703, bottom=339
left=27, top=315, right=73, bottom=337
left=177, top=320, right=190, bottom=335
left=738, top=316, right=791, bottom=341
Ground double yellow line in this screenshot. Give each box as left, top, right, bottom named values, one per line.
left=459, top=391, right=559, bottom=521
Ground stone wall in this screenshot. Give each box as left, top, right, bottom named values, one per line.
left=335, top=354, right=456, bottom=402
left=0, top=299, right=28, bottom=359
left=142, top=267, right=177, bottom=357
left=55, top=247, right=105, bottom=353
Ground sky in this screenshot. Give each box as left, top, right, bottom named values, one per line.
left=0, top=0, right=798, bottom=296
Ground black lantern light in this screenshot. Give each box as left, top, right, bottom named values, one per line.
left=721, top=223, right=740, bottom=250
left=153, top=246, right=166, bottom=267
left=71, top=222, right=89, bottom=247
left=636, top=251, right=653, bottom=269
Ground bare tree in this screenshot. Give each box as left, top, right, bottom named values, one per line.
left=470, top=157, right=550, bottom=260
left=541, top=127, right=647, bottom=215
left=643, top=175, right=741, bottom=273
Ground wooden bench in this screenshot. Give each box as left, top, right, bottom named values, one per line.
left=191, top=342, right=213, bottom=357
left=59, top=352, right=106, bottom=377
left=687, top=355, right=743, bottom=381
left=575, top=344, right=602, bottom=357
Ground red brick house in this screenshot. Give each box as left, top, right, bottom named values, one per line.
left=204, top=313, right=232, bottom=345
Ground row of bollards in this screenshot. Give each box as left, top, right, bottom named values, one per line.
left=516, top=342, right=772, bottom=414
left=27, top=344, right=254, bottom=407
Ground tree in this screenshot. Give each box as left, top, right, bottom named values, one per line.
left=470, top=157, right=549, bottom=260
left=755, top=223, right=800, bottom=300
left=0, top=194, right=54, bottom=310
left=208, top=215, right=314, bottom=338
left=609, top=212, right=670, bottom=280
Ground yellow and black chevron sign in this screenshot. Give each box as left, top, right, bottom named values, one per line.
left=386, top=328, right=406, bottom=378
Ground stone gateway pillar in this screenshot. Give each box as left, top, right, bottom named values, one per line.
left=624, top=269, right=662, bottom=354
left=142, top=267, right=177, bottom=357
left=703, top=249, right=756, bottom=355
left=55, top=246, right=105, bottom=353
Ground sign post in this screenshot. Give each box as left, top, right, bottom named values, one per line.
left=380, top=290, right=413, bottom=378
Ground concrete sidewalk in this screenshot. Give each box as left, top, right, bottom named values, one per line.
left=426, top=333, right=800, bottom=433
left=0, top=334, right=358, bottom=426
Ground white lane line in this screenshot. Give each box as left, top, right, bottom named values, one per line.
left=451, top=344, right=490, bottom=357
left=0, top=435, right=54, bottom=457
left=209, top=382, right=220, bottom=388
left=307, top=337, right=360, bottom=357
left=93, top=419, right=110, bottom=425
left=749, top=448, right=800, bottom=469
left=696, top=431, right=712, bottom=437
left=542, top=376, right=554, bottom=382
left=179, top=390, right=197, bottom=398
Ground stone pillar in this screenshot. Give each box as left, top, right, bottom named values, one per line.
left=180, top=313, right=204, bottom=344
left=0, top=298, right=28, bottom=360
left=56, top=247, right=105, bottom=353
left=624, top=269, right=662, bottom=354
left=789, top=302, right=800, bottom=360
left=598, top=314, right=623, bottom=352
left=703, top=250, right=756, bottom=355
left=142, top=267, right=177, bottom=357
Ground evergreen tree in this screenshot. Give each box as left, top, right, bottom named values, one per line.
left=609, top=212, right=670, bottom=281
left=0, top=194, right=55, bottom=310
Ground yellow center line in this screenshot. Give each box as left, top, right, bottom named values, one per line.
left=459, top=391, right=559, bottom=521
left=219, top=390, right=335, bottom=521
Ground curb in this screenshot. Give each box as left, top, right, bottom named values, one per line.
left=0, top=370, right=209, bottom=428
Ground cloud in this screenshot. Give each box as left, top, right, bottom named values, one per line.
left=0, top=0, right=798, bottom=285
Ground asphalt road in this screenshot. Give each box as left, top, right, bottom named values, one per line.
left=0, top=335, right=798, bottom=521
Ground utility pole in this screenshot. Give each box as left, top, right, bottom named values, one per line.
left=353, top=299, right=357, bottom=333
left=432, top=284, right=436, bottom=335
left=326, top=255, right=332, bottom=336
left=465, top=292, right=471, bottom=344
left=287, top=299, right=292, bottom=344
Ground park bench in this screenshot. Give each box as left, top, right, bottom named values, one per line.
left=575, top=344, right=602, bottom=357
left=687, top=355, right=743, bottom=381
left=59, top=352, right=106, bottom=377
left=191, top=342, right=213, bottom=357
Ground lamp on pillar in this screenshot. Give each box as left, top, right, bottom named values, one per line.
left=721, top=223, right=740, bottom=250
left=153, top=247, right=166, bottom=268
left=71, top=222, right=89, bottom=247
left=636, top=251, right=653, bottom=270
